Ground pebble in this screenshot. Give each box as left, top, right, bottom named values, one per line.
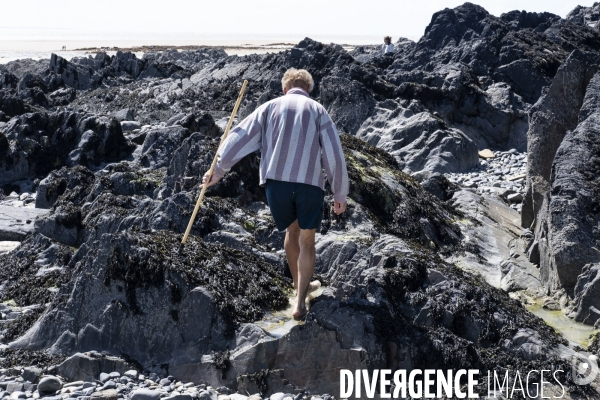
left=166, top=395, right=193, bottom=400
left=0, top=367, right=332, bottom=400
left=507, top=193, right=523, bottom=203
left=101, top=381, right=117, bottom=391
left=445, top=149, right=527, bottom=213
left=159, top=378, right=171, bottom=387
left=90, top=389, right=118, bottom=400
left=21, top=368, right=41, bottom=384
left=6, top=383, right=24, bottom=393
left=130, top=388, right=161, bottom=400
left=124, top=371, right=138, bottom=380
left=37, top=376, right=62, bottom=394
left=269, top=394, right=285, bottom=400
left=197, top=390, right=217, bottom=400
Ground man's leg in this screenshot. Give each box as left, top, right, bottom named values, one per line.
left=293, top=228, right=316, bottom=319
left=284, top=220, right=301, bottom=291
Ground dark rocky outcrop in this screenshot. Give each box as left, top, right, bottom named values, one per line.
left=522, top=50, right=600, bottom=230
left=0, top=111, right=134, bottom=185
left=572, top=263, right=600, bottom=325
left=356, top=99, right=479, bottom=174
left=3, top=2, right=600, bottom=395
left=567, top=3, right=600, bottom=29
left=534, top=71, right=600, bottom=293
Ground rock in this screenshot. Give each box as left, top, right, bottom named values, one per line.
left=3, top=6, right=600, bottom=396
left=35, top=166, right=95, bottom=209
left=37, top=377, right=62, bottom=394
left=567, top=3, right=600, bottom=28
left=98, top=373, right=111, bottom=383
left=507, top=193, right=523, bottom=203
left=54, top=353, right=128, bottom=383
left=572, top=264, right=600, bottom=325
left=478, top=149, right=495, bottom=159
left=138, top=126, right=191, bottom=169
left=534, top=71, right=600, bottom=292
left=9, top=391, right=26, bottom=399
left=120, top=121, right=141, bottom=132
left=159, top=378, right=171, bottom=387
left=165, top=395, right=192, bottom=400
left=503, top=328, right=547, bottom=361
left=0, top=111, right=133, bottom=185
left=6, top=383, right=24, bottom=394
left=500, top=260, right=542, bottom=292
left=197, top=390, right=217, bottom=400
left=90, top=389, right=118, bottom=400
left=123, top=370, right=138, bottom=380
left=542, top=299, right=561, bottom=311
left=321, top=76, right=376, bottom=135
left=0, top=205, right=49, bottom=241
left=420, top=174, right=459, bottom=201
left=356, top=102, right=479, bottom=174
left=21, top=367, right=42, bottom=384
left=507, top=173, right=526, bottom=181
left=522, top=50, right=600, bottom=229
left=111, top=109, right=134, bottom=122
left=100, top=381, right=116, bottom=391
left=130, top=389, right=161, bottom=400
left=34, top=204, right=80, bottom=245
left=50, top=54, right=96, bottom=90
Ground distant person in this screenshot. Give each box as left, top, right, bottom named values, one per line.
left=202, top=68, right=349, bottom=320
left=381, top=36, right=394, bottom=54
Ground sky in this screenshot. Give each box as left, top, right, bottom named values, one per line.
left=0, top=0, right=595, bottom=43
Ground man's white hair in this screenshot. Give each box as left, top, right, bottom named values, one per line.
left=281, top=68, right=314, bottom=93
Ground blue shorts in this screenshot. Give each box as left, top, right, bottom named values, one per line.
left=265, top=179, right=324, bottom=231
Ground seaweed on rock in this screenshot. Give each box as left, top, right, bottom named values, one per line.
left=341, top=134, right=463, bottom=252
left=103, top=230, right=291, bottom=323
left=0, top=235, right=74, bottom=307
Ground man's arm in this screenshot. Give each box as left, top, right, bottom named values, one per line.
left=319, top=111, right=349, bottom=214
left=203, top=107, right=264, bottom=187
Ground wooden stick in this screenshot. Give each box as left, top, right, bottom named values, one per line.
left=181, top=80, right=249, bottom=246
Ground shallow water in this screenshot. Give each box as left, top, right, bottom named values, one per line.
left=255, top=287, right=325, bottom=338
left=527, top=303, right=598, bottom=347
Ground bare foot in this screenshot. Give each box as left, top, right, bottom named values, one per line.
left=292, top=306, right=308, bottom=321
left=293, top=280, right=321, bottom=297
left=307, top=280, right=321, bottom=293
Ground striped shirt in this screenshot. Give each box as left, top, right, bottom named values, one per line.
left=213, top=88, right=349, bottom=203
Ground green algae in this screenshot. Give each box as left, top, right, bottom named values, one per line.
left=526, top=302, right=598, bottom=347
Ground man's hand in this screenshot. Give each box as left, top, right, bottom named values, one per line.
left=201, top=171, right=221, bottom=188
left=333, top=200, right=347, bottom=215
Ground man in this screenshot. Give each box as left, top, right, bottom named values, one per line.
left=381, top=36, right=394, bottom=54
left=202, top=68, right=349, bottom=320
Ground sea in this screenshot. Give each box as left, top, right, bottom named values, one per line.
left=0, top=27, right=390, bottom=63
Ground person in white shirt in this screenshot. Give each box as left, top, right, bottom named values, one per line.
left=381, top=36, right=394, bottom=54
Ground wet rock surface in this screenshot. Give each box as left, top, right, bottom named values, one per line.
left=1, top=2, right=600, bottom=398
